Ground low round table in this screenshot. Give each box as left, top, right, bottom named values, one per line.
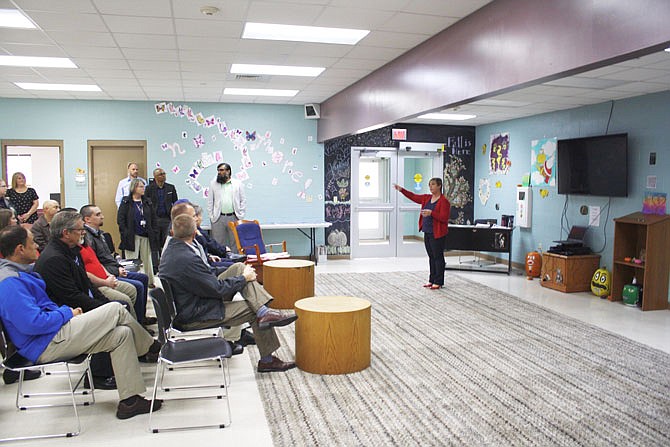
left=263, top=259, right=315, bottom=309
left=294, top=296, right=371, bottom=375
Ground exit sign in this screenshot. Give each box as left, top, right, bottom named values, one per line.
left=392, top=128, right=407, bottom=140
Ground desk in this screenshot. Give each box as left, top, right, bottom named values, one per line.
left=260, top=222, right=332, bottom=265
left=444, top=225, right=514, bottom=274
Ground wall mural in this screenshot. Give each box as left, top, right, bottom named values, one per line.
left=323, top=124, right=475, bottom=255
left=154, top=102, right=321, bottom=223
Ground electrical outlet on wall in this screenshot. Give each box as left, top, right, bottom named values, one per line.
left=589, top=206, right=600, bottom=227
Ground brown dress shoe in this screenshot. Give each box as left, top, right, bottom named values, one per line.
left=116, top=395, right=163, bottom=420
left=257, top=309, right=298, bottom=330
left=257, top=355, right=297, bottom=373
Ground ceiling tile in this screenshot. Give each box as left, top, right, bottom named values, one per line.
left=102, top=15, right=174, bottom=34
left=245, top=1, right=325, bottom=25
left=92, top=0, right=172, bottom=17
left=174, top=19, right=244, bottom=38
left=114, top=33, right=177, bottom=49
left=378, top=13, right=456, bottom=34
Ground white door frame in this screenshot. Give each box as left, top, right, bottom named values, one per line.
left=351, top=143, right=444, bottom=258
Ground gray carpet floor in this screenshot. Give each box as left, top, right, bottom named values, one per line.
left=250, top=271, right=670, bottom=446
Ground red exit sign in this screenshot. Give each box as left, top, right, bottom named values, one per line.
left=392, top=128, right=407, bottom=140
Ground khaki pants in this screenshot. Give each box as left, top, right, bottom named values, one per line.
left=37, top=302, right=154, bottom=400
left=98, top=280, right=138, bottom=319
left=124, top=235, right=155, bottom=285
left=182, top=263, right=280, bottom=357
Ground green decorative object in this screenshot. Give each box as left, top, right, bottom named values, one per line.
left=622, top=284, right=640, bottom=306
left=521, top=173, right=530, bottom=186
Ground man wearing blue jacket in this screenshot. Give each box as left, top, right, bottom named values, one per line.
left=0, top=225, right=162, bottom=419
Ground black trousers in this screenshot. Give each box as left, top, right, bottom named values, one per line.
left=424, top=233, right=446, bottom=286
left=151, top=216, right=171, bottom=273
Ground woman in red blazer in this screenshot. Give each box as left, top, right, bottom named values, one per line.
left=394, top=178, right=451, bottom=289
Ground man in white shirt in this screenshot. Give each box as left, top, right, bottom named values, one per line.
left=115, top=163, right=147, bottom=208
left=206, top=163, right=246, bottom=252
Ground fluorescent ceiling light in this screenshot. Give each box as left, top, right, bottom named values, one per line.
left=0, top=9, right=36, bottom=29
left=0, top=56, right=77, bottom=68
left=231, top=63, right=324, bottom=77
left=243, top=22, right=369, bottom=45
left=418, top=113, right=477, bottom=121
left=14, top=82, right=101, bottom=92
left=223, top=87, right=298, bottom=97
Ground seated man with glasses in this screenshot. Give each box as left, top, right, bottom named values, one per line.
left=34, top=210, right=152, bottom=390
left=0, top=225, right=161, bottom=419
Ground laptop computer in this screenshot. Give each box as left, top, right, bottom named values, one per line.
left=553, top=225, right=588, bottom=246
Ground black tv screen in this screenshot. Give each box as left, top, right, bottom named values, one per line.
left=557, top=133, right=628, bottom=197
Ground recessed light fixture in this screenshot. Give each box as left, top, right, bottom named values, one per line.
left=0, top=56, right=77, bottom=68
left=418, top=113, right=477, bottom=121
left=0, top=9, right=36, bottom=28
left=243, top=22, right=369, bottom=45
left=230, top=63, right=324, bottom=77
left=223, top=87, right=298, bottom=97
left=14, top=82, right=102, bottom=92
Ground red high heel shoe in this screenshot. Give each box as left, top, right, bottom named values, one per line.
left=429, top=284, right=442, bottom=290
left=423, top=283, right=433, bottom=288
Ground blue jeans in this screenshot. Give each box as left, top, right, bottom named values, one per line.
left=119, top=271, right=148, bottom=323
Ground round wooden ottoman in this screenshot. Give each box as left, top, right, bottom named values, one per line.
left=294, top=296, right=371, bottom=375
left=263, top=259, right=315, bottom=309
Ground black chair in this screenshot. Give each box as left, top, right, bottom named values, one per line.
left=0, top=319, right=95, bottom=442
left=148, top=289, right=232, bottom=433
left=158, top=276, right=228, bottom=340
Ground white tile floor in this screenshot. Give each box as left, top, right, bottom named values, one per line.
left=2, top=256, right=669, bottom=445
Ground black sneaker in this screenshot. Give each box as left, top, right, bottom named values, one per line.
left=84, top=375, right=117, bottom=390
left=116, top=395, right=162, bottom=420
left=2, top=368, right=41, bottom=385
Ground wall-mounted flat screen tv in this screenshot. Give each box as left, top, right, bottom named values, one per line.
left=557, top=133, right=628, bottom=197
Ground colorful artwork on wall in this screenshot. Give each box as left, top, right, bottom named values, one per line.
left=530, top=137, right=557, bottom=186
left=642, top=192, right=667, bottom=215
left=489, top=132, right=511, bottom=175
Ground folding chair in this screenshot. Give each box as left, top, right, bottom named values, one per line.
left=228, top=219, right=290, bottom=283
left=148, top=289, right=232, bottom=433
left=158, top=277, right=227, bottom=341
left=0, top=320, right=95, bottom=442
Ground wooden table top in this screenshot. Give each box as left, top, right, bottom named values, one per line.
left=295, top=296, right=371, bottom=313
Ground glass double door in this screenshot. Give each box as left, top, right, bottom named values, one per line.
left=351, top=147, right=443, bottom=258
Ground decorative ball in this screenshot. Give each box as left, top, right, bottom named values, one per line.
left=525, top=251, right=542, bottom=278
left=591, top=267, right=611, bottom=297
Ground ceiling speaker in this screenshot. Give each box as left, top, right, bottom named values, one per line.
left=304, top=103, right=320, bottom=119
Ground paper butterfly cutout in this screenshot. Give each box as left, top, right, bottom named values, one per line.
left=540, top=189, right=549, bottom=198
left=246, top=131, right=256, bottom=141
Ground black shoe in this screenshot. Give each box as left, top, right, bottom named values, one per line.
left=227, top=341, right=244, bottom=356
left=84, top=375, right=117, bottom=390
left=3, top=368, right=42, bottom=385
left=239, top=328, right=256, bottom=346
left=116, top=395, right=162, bottom=420
left=143, top=316, right=158, bottom=325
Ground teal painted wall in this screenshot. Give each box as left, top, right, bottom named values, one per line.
left=475, top=90, right=670, bottom=300
left=0, top=98, right=324, bottom=255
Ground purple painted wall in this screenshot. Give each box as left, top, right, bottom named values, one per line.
left=317, top=0, right=670, bottom=142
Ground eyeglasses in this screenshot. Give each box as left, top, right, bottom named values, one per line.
left=67, top=227, right=86, bottom=233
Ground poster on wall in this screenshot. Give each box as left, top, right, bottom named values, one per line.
left=489, top=132, right=511, bottom=175
left=530, top=137, right=556, bottom=186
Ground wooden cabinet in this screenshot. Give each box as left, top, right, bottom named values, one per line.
left=611, top=212, right=670, bottom=311
left=540, top=253, right=601, bottom=293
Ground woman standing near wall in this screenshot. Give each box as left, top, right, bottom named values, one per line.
left=118, top=178, right=158, bottom=286
left=7, top=172, right=39, bottom=225
left=393, top=178, right=451, bottom=290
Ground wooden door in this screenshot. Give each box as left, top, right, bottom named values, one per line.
left=88, top=141, right=146, bottom=251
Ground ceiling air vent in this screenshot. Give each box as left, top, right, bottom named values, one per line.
left=235, top=74, right=263, bottom=80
